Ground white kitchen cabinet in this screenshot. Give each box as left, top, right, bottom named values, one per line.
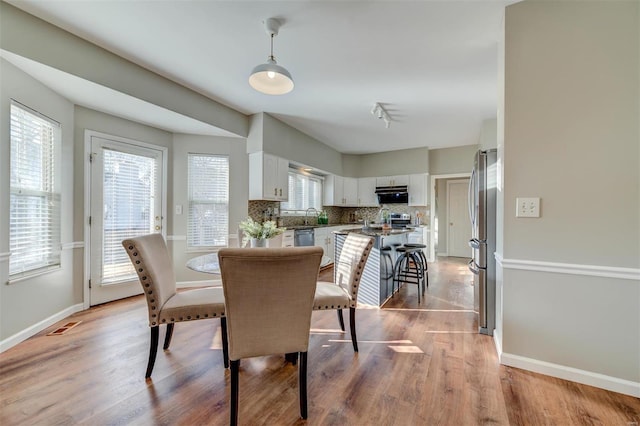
left=324, top=175, right=358, bottom=206
left=376, top=175, right=408, bottom=187
left=343, top=177, right=358, bottom=206
left=357, top=177, right=379, bottom=206
left=282, top=230, right=294, bottom=247
left=249, top=152, right=289, bottom=201
left=408, top=173, right=429, bottom=206
left=407, top=226, right=429, bottom=257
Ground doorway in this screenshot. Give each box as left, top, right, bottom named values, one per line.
left=429, top=173, right=471, bottom=261
left=446, top=179, right=471, bottom=258
left=85, top=131, right=167, bottom=306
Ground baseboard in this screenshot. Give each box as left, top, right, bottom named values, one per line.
left=500, top=352, right=640, bottom=398
left=0, top=303, right=85, bottom=353
left=177, top=279, right=221, bottom=288
left=493, top=328, right=503, bottom=359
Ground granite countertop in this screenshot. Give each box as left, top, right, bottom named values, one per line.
left=285, top=223, right=361, bottom=230
left=333, top=226, right=415, bottom=237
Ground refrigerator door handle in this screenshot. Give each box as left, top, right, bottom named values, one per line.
left=468, top=167, right=476, bottom=227
left=468, top=259, right=479, bottom=275
left=469, top=238, right=480, bottom=249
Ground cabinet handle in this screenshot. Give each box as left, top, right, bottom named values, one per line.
left=279, top=188, right=282, bottom=196
left=274, top=188, right=278, bottom=196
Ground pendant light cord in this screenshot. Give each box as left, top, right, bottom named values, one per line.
left=269, top=33, right=275, bottom=61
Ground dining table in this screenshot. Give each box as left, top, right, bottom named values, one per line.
left=186, top=253, right=221, bottom=274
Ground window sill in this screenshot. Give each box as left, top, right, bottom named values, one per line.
left=7, top=265, right=62, bottom=285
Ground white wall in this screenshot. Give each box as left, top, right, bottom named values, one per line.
left=0, top=59, right=77, bottom=344
left=499, top=0, right=639, bottom=396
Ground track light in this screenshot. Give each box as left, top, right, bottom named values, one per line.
left=371, top=103, right=391, bottom=128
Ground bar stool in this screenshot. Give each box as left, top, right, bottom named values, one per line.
left=403, top=243, right=428, bottom=292
left=380, top=246, right=395, bottom=296
left=393, top=246, right=424, bottom=303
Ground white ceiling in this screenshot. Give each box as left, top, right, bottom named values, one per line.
left=6, top=0, right=514, bottom=154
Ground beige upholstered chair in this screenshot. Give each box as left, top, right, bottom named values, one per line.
left=313, top=233, right=374, bottom=352
left=122, top=233, right=228, bottom=378
left=218, top=246, right=323, bottom=426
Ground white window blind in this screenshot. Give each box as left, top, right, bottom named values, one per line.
left=9, top=101, right=62, bottom=278
left=281, top=171, right=322, bottom=212
left=102, top=148, right=157, bottom=283
left=188, top=154, right=229, bottom=249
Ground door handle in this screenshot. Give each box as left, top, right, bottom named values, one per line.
left=155, top=225, right=161, bottom=230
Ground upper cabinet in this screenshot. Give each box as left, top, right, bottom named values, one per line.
left=357, top=177, right=379, bottom=207
left=249, top=152, right=289, bottom=201
left=324, top=175, right=358, bottom=206
left=376, top=175, right=409, bottom=187
left=408, top=173, right=429, bottom=206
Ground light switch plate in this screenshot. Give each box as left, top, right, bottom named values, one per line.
left=516, top=197, right=540, bottom=218
left=175, top=204, right=183, bottom=215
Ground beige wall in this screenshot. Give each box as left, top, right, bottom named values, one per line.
left=0, top=59, right=76, bottom=342
left=171, top=134, right=249, bottom=283
left=358, top=147, right=429, bottom=177
left=500, top=0, right=639, bottom=391
left=428, top=145, right=477, bottom=175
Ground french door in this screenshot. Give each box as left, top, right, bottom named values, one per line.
left=88, top=133, right=165, bottom=306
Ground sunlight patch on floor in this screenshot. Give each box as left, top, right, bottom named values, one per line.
left=389, top=345, right=424, bottom=353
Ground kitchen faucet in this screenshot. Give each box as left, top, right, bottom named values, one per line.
left=304, top=207, right=318, bottom=225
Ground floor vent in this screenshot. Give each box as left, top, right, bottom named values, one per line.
left=47, top=321, right=81, bottom=336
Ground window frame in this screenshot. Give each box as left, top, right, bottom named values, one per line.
left=186, top=153, right=229, bottom=252
left=8, top=100, right=62, bottom=282
left=280, top=169, right=324, bottom=216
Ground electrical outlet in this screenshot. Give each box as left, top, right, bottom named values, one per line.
left=516, top=197, right=540, bottom=218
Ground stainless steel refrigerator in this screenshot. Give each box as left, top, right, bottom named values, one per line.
left=468, top=149, right=497, bottom=336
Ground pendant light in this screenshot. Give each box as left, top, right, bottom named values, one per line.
left=249, top=18, right=294, bottom=95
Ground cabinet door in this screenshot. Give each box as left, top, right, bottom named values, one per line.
left=323, top=175, right=344, bottom=206
left=408, top=173, right=428, bottom=206
left=276, top=156, right=289, bottom=201
left=262, top=153, right=280, bottom=199
left=376, top=175, right=408, bottom=187
left=357, top=177, right=379, bottom=206
left=343, top=177, right=358, bottom=206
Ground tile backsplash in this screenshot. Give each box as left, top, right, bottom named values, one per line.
left=247, top=200, right=429, bottom=227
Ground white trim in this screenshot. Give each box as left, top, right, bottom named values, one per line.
left=495, top=253, right=640, bottom=281
left=166, top=235, right=186, bottom=241
left=0, top=252, right=10, bottom=262
left=62, top=242, right=85, bottom=250
left=500, top=352, right=640, bottom=398
left=177, top=279, right=221, bottom=288
left=0, top=303, right=84, bottom=353
left=493, top=327, right=503, bottom=359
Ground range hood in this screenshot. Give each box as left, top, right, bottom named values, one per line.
left=375, top=185, right=409, bottom=204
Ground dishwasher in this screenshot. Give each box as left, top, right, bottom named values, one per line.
left=294, top=228, right=314, bottom=246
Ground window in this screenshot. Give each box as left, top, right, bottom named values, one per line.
left=281, top=170, right=323, bottom=213
left=9, top=101, right=62, bottom=278
left=187, top=154, right=229, bottom=249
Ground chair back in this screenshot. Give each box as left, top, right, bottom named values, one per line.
left=122, top=233, right=177, bottom=327
left=335, top=234, right=374, bottom=303
left=218, top=247, right=323, bottom=361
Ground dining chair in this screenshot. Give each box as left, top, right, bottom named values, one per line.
left=122, top=233, right=229, bottom=378
left=313, top=233, right=374, bottom=352
left=217, top=246, right=323, bottom=426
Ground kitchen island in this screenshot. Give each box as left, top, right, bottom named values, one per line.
left=333, top=227, right=413, bottom=307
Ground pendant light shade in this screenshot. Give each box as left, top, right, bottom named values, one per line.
left=249, top=18, right=294, bottom=95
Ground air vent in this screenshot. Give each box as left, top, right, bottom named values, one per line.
left=47, top=321, right=81, bottom=336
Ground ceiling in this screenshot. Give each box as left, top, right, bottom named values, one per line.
left=5, top=1, right=514, bottom=155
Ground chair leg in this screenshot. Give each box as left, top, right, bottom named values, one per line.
left=299, top=351, right=308, bottom=419
left=230, top=359, right=240, bottom=426
left=220, top=317, right=229, bottom=368
left=349, top=307, right=358, bottom=352
left=337, top=309, right=345, bottom=332
left=163, top=323, right=174, bottom=350
left=146, top=326, right=160, bottom=379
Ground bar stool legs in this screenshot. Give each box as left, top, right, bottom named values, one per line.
left=393, top=247, right=424, bottom=303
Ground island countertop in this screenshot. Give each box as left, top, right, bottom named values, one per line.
left=333, top=226, right=415, bottom=238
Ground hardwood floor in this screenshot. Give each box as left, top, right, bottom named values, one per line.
left=1, top=257, right=638, bottom=425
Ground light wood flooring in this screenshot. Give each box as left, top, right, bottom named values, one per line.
left=1, top=257, right=638, bottom=425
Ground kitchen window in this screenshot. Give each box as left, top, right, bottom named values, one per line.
left=280, top=170, right=322, bottom=214
left=9, top=101, right=62, bottom=280
left=187, top=154, right=229, bottom=250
